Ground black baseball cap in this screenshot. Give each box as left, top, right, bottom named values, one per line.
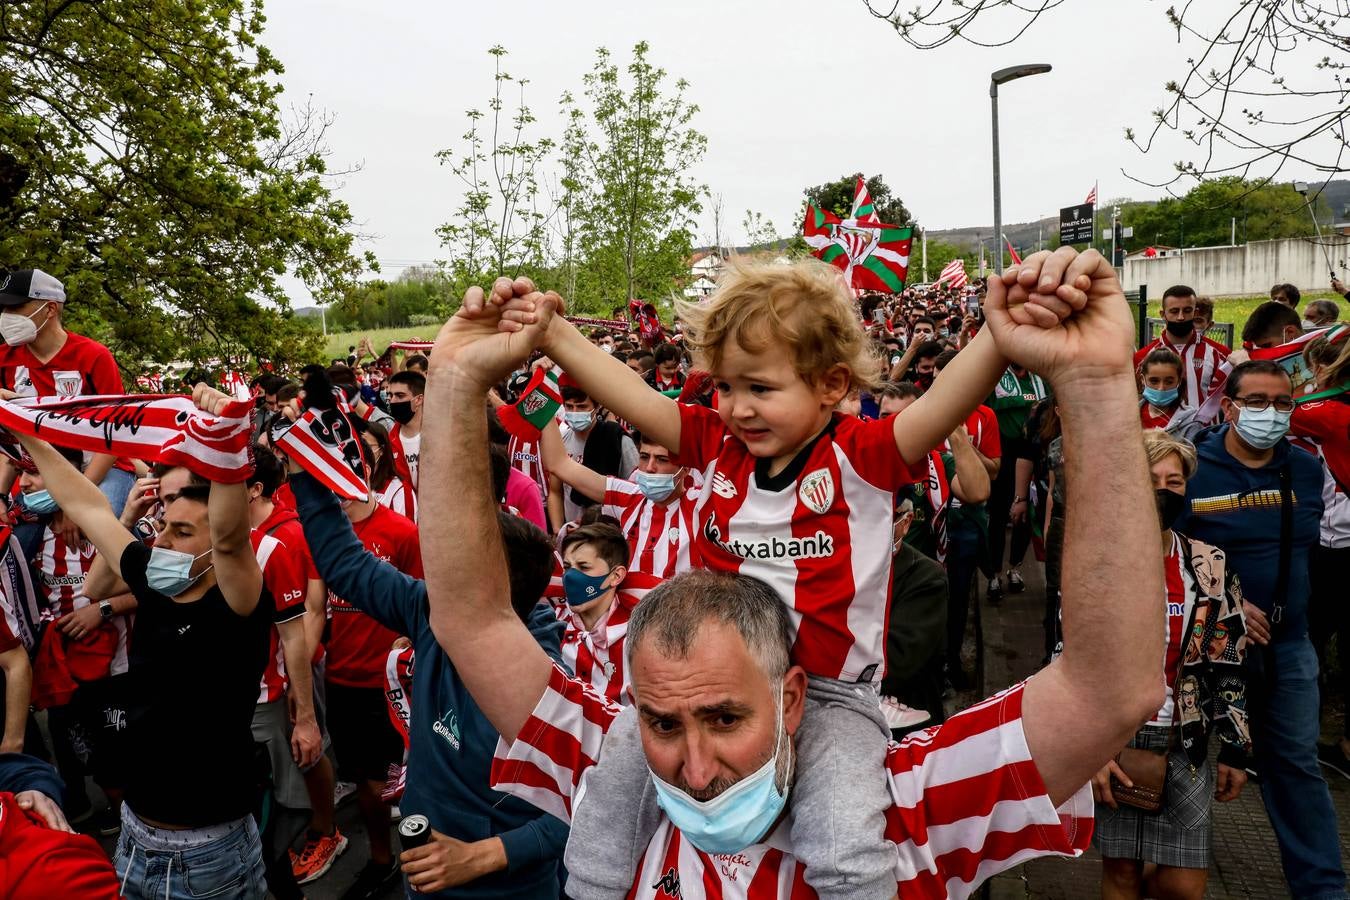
left=0, top=269, right=66, bottom=307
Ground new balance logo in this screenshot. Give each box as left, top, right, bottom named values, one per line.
left=177, top=625, right=191, bottom=636
left=711, top=471, right=737, bottom=498
left=704, top=520, right=835, bottom=560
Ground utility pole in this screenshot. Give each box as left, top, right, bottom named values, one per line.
left=990, top=64, right=1052, bottom=274
left=921, top=228, right=928, bottom=283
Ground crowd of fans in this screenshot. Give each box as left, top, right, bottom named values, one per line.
left=0, top=254, right=1346, bottom=900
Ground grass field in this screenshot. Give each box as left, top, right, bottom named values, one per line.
left=319, top=291, right=1350, bottom=360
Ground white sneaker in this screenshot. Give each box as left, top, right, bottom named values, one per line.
left=880, top=696, right=931, bottom=730
left=333, top=781, right=358, bottom=806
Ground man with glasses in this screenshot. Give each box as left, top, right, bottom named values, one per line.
left=1176, top=360, right=1347, bottom=899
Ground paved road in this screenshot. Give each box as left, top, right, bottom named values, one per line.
left=973, top=557, right=1350, bottom=899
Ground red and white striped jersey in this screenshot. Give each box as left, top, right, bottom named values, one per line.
left=37, top=529, right=95, bottom=619
left=1154, top=533, right=1199, bottom=726
left=675, top=404, right=926, bottom=684
left=544, top=561, right=662, bottom=704
left=601, top=472, right=702, bottom=581
left=491, top=666, right=1093, bottom=900
left=1292, top=397, right=1350, bottom=548
left=377, top=476, right=418, bottom=522
left=250, top=528, right=309, bottom=704
left=1133, top=333, right=1229, bottom=409
left=507, top=434, right=548, bottom=505
left=1140, top=402, right=1176, bottom=431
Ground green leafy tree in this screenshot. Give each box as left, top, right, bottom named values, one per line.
left=561, top=42, right=707, bottom=313
left=741, top=210, right=781, bottom=249
left=329, top=266, right=455, bottom=332
left=804, top=173, right=913, bottom=225
left=436, top=46, right=555, bottom=294
left=1121, top=177, right=1331, bottom=251
left=0, top=0, right=369, bottom=374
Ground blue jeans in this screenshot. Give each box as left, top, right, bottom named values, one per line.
left=114, top=805, right=266, bottom=900
left=1252, top=635, right=1348, bottom=899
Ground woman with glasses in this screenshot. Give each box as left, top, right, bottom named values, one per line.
left=1093, top=429, right=1252, bottom=900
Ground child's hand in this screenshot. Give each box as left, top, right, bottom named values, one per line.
left=984, top=247, right=1134, bottom=385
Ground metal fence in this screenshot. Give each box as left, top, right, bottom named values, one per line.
left=1145, top=317, right=1235, bottom=349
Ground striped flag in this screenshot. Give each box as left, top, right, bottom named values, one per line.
left=802, top=203, right=913, bottom=292
left=1002, top=234, right=1023, bottom=266
left=850, top=177, right=880, bottom=224
left=1085, top=183, right=1098, bottom=205
left=272, top=391, right=371, bottom=502
left=935, top=258, right=968, bottom=290
left=0, top=394, right=254, bottom=483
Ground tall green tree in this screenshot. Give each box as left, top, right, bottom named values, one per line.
left=561, top=42, right=707, bottom=313
left=0, top=0, right=367, bottom=374
left=804, top=173, right=914, bottom=225
left=436, top=46, right=555, bottom=294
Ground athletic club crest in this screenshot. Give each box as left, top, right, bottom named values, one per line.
left=53, top=370, right=83, bottom=399
left=520, top=392, right=547, bottom=416
left=798, top=468, right=834, bottom=514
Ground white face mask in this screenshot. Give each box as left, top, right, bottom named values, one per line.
left=0, top=303, right=51, bottom=347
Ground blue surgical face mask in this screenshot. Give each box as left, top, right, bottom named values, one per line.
left=146, top=546, right=213, bottom=597
left=21, top=489, right=58, bottom=515
left=635, top=471, right=678, bottom=503
left=650, top=682, right=792, bottom=854
left=1232, top=404, right=1291, bottom=450
left=562, top=566, right=612, bottom=606
left=564, top=410, right=595, bottom=432
left=1142, top=386, right=1179, bottom=407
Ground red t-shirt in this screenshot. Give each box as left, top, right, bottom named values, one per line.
left=965, top=405, right=1002, bottom=461
left=0, top=793, right=120, bottom=899
left=324, top=504, right=422, bottom=688
left=0, top=332, right=132, bottom=472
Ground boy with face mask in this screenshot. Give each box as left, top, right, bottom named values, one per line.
left=1132, top=285, right=1231, bottom=411
left=385, top=371, right=425, bottom=494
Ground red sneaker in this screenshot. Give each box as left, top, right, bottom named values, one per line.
left=291, top=828, right=349, bottom=884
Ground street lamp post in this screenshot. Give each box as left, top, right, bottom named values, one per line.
left=991, top=64, right=1052, bottom=274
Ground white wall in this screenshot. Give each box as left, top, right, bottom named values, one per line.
left=1122, top=235, right=1350, bottom=296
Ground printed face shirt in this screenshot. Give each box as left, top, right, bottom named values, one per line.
left=491, top=665, right=1093, bottom=900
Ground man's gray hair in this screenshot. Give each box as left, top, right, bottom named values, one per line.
left=1308, top=299, right=1340, bottom=323
left=625, top=570, right=792, bottom=681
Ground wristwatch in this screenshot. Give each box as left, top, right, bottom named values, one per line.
left=98, top=599, right=113, bottom=621
left=1012, top=496, right=1029, bottom=504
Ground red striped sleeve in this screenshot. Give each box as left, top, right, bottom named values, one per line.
left=490, top=662, right=621, bottom=824
left=885, top=683, right=1094, bottom=899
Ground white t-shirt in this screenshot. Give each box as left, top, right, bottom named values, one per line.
left=400, top=430, right=422, bottom=490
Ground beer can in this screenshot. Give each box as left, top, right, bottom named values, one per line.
left=399, top=814, right=431, bottom=850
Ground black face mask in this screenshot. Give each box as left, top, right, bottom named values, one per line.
left=1155, top=488, right=1187, bottom=531
left=912, top=370, right=935, bottom=390
left=1165, top=318, right=1196, bottom=339
left=388, top=400, right=415, bottom=425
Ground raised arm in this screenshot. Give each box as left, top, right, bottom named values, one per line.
left=193, top=385, right=261, bottom=617
left=947, top=425, right=990, bottom=504
left=893, top=327, right=1007, bottom=466
left=423, top=285, right=558, bottom=740
left=986, top=249, right=1165, bottom=806
left=463, top=279, right=682, bottom=454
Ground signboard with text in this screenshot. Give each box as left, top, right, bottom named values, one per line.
left=1060, top=204, right=1095, bottom=245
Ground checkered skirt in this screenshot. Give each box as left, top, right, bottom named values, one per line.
left=1093, top=723, right=1215, bottom=869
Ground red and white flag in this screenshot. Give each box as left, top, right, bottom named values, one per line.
left=850, top=176, right=880, bottom=224
left=1085, top=183, right=1098, bottom=206
left=0, top=394, right=253, bottom=483
left=935, top=258, right=968, bottom=291
left=271, top=393, right=371, bottom=502
left=1003, top=234, right=1023, bottom=266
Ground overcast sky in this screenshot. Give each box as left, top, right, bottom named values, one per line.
left=262, top=0, right=1329, bottom=298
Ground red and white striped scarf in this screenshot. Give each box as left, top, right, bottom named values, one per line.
left=0, top=393, right=253, bottom=482
left=382, top=644, right=415, bottom=803
left=271, top=394, right=371, bottom=502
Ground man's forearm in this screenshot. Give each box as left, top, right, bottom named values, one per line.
left=1014, top=457, right=1034, bottom=500
left=1055, top=376, right=1163, bottom=710
left=278, top=620, right=316, bottom=722
left=949, top=434, right=990, bottom=504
